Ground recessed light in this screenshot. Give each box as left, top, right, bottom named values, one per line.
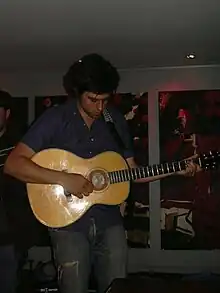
left=186, top=53, right=195, bottom=59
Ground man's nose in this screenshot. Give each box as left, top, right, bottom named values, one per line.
left=97, top=101, right=104, bottom=111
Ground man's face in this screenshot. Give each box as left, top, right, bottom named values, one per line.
left=0, top=107, right=10, bottom=131
left=79, top=92, right=111, bottom=119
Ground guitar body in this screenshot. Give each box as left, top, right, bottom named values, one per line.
left=27, top=149, right=130, bottom=228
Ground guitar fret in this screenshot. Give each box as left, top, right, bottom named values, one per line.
left=146, top=166, right=149, bottom=176
left=134, top=168, right=137, bottom=179
left=122, top=170, right=125, bottom=181
left=127, top=170, right=130, bottom=180
left=116, top=171, right=119, bottom=182
left=131, top=169, right=134, bottom=180
left=176, top=161, right=181, bottom=172
left=121, top=170, right=125, bottom=181
left=118, top=170, right=121, bottom=182
left=116, top=171, right=118, bottom=182
left=151, top=166, right=155, bottom=176
left=119, top=170, right=122, bottom=182
left=122, top=170, right=126, bottom=181
left=116, top=171, right=120, bottom=182
left=126, top=170, right=129, bottom=181
left=177, top=161, right=181, bottom=171
left=112, top=173, right=115, bottom=183
left=113, top=171, right=116, bottom=183
left=110, top=172, right=113, bottom=183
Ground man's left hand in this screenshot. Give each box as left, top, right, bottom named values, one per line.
left=177, top=155, right=202, bottom=177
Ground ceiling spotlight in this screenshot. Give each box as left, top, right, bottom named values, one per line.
left=186, top=53, right=195, bottom=59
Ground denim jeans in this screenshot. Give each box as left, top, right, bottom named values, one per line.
left=0, top=245, right=17, bottom=293
left=50, top=220, right=127, bottom=293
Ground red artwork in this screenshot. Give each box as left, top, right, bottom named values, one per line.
left=159, top=90, right=220, bottom=249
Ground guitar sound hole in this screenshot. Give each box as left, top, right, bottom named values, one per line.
left=89, top=170, right=108, bottom=191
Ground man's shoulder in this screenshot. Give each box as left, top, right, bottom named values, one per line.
left=32, top=99, right=74, bottom=126
left=42, top=100, right=71, bottom=117
left=51, top=98, right=76, bottom=114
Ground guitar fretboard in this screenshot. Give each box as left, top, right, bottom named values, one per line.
left=108, top=157, right=200, bottom=184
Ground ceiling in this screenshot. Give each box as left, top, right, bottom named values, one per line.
left=0, top=0, right=220, bottom=71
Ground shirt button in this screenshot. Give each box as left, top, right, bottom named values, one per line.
left=90, top=137, right=94, bottom=142
left=89, top=151, right=92, bottom=155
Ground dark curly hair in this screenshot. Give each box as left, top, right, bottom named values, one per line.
left=0, top=90, right=12, bottom=109
left=63, top=53, right=120, bottom=98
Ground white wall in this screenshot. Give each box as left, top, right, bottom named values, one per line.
left=2, top=64, right=220, bottom=273
left=2, top=64, right=220, bottom=95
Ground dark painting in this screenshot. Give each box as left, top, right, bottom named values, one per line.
left=159, top=90, right=220, bottom=250
left=9, top=97, right=29, bottom=137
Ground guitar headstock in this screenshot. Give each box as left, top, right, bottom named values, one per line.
left=199, top=150, right=220, bottom=171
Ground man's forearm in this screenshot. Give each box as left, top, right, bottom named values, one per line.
left=4, top=156, right=64, bottom=185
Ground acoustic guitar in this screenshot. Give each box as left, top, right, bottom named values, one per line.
left=27, top=149, right=220, bottom=228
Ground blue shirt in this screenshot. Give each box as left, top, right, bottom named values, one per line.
left=22, top=98, right=134, bottom=231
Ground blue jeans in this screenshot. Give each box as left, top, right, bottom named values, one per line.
left=0, top=245, right=17, bottom=293
left=50, top=220, right=127, bottom=293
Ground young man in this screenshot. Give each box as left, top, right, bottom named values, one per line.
left=4, top=54, right=198, bottom=293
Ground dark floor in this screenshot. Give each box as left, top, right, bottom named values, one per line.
left=18, top=271, right=220, bottom=293
left=109, top=274, right=220, bottom=293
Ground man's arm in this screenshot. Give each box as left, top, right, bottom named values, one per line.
left=4, top=143, right=64, bottom=185
left=4, top=107, right=64, bottom=185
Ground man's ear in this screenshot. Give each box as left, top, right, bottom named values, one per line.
left=6, top=109, right=10, bottom=120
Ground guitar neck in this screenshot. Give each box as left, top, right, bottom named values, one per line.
left=109, top=157, right=201, bottom=184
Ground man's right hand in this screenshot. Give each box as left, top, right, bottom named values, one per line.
left=60, top=173, right=94, bottom=199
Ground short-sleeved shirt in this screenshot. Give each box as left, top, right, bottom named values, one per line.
left=22, top=98, right=133, bottom=232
